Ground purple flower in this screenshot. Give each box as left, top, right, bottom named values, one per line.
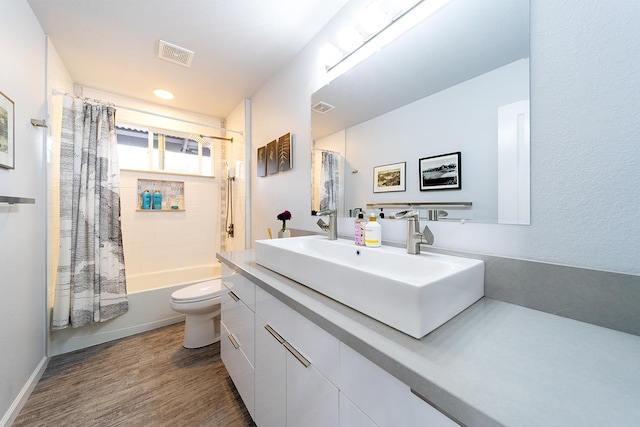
left=277, top=210, right=291, bottom=231
left=277, top=210, right=292, bottom=221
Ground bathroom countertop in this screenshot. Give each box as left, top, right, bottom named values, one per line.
left=217, top=250, right=640, bottom=427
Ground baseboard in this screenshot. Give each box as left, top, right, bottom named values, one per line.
left=0, top=356, right=49, bottom=427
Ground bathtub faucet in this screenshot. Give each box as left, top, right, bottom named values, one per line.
left=316, top=209, right=337, bottom=240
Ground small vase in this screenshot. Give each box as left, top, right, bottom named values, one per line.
left=278, top=228, right=291, bottom=238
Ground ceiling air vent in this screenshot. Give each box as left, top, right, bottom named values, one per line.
left=312, top=101, right=335, bottom=114
left=158, top=40, right=194, bottom=67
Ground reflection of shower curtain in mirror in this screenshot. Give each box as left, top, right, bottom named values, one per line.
left=52, top=95, right=128, bottom=330
left=320, top=151, right=339, bottom=211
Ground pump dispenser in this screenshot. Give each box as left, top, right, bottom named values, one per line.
left=354, top=213, right=365, bottom=246
left=364, top=213, right=381, bottom=247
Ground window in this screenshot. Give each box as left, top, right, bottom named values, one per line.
left=116, top=126, right=214, bottom=176
left=164, top=134, right=199, bottom=175
left=116, top=127, right=149, bottom=170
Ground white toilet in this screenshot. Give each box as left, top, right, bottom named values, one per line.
left=169, top=279, right=223, bottom=349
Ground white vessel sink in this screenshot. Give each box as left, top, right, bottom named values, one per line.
left=254, top=235, right=484, bottom=339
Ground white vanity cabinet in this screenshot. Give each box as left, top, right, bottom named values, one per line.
left=340, top=343, right=457, bottom=427
left=220, top=259, right=456, bottom=427
left=255, top=285, right=339, bottom=427
left=220, top=264, right=256, bottom=419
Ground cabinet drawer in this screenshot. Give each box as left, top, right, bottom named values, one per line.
left=340, top=343, right=456, bottom=427
left=255, top=285, right=339, bottom=386
left=221, top=263, right=255, bottom=310
left=255, top=316, right=287, bottom=427
left=340, top=393, right=377, bottom=427
left=221, top=321, right=255, bottom=419
left=286, top=347, right=339, bottom=427
left=222, top=284, right=255, bottom=366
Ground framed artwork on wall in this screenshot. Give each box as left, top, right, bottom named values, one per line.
left=0, top=91, right=15, bottom=169
left=266, top=139, right=278, bottom=175
left=373, top=162, right=406, bottom=193
left=257, top=146, right=267, bottom=177
left=419, top=151, right=461, bottom=191
left=278, top=132, right=292, bottom=171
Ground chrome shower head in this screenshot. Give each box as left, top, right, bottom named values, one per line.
left=189, top=134, right=213, bottom=147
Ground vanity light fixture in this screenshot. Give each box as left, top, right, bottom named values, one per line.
left=324, top=0, right=451, bottom=82
left=153, top=89, right=174, bottom=100
left=360, top=4, right=391, bottom=34
left=337, top=27, right=364, bottom=52
left=321, top=44, right=343, bottom=70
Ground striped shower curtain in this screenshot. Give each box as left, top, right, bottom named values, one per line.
left=319, top=150, right=339, bottom=211
left=52, top=95, right=128, bottom=330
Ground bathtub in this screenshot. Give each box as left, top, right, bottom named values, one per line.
left=50, top=263, right=222, bottom=356
left=126, top=264, right=222, bottom=293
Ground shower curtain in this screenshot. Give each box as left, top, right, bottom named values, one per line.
left=319, top=151, right=339, bottom=211
left=52, top=95, right=128, bottom=330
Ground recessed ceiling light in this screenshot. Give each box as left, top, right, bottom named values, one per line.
left=153, top=89, right=174, bottom=100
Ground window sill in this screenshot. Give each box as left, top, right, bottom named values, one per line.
left=121, top=168, right=215, bottom=179
left=136, top=209, right=185, bottom=212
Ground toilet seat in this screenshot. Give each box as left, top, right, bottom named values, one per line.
left=170, top=279, right=223, bottom=303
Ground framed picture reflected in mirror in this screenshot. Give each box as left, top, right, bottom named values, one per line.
left=419, top=152, right=461, bottom=191
left=373, top=162, right=406, bottom=193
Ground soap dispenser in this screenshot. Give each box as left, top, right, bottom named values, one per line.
left=354, top=213, right=365, bottom=246
left=364, top=213, right=381, bottom=247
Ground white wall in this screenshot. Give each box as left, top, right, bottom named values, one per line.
left=250, top=0, right=640, bottom=276
left=0, top=0, right=47, bottom=423
left=251, top=0, right=374, bottom=240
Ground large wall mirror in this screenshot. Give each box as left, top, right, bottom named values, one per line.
left=311, top=0, right=530, bottom=224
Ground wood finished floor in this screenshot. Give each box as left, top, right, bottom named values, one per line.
left=13, top=323, right=255, bottom=427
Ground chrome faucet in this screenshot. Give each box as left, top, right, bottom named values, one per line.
left=316, top=209, right=338, bottom=240
left=394, top=210, right=434, bottom=254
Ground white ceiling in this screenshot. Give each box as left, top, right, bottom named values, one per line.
left=27, top=0, right=351, bottom=118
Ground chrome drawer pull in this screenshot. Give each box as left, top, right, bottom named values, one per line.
left=227, top=290, right=240, bottom=302
left=264, top=324, right=285, bottom=344
left=227, top=333, right=240, bottom=349
left=283, top=341, right=311, bottom=368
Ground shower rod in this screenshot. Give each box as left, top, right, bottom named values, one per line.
left=50, top=89, right=243, bottom=136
